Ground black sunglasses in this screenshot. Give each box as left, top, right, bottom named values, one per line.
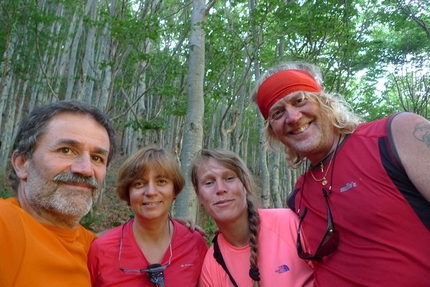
left=297, top=188, right=339, bottom=260
left=118, top=223, right=172, bottom=287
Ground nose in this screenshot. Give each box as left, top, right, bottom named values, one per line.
left=215, top=180, right=227, bottom=195
left=70, top=153, right=94, bottom=177
left=144, top=181, right=157, bottom=196
left=283, top=105, right=301, bottom=125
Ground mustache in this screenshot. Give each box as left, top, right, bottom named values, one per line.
left=52, top=172, right=100, bottom=189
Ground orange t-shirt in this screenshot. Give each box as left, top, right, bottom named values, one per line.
left=0, top=197, right=97, bottom=287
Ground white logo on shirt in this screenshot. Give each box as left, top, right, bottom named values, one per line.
left=340, top=182, right=357, bottom=192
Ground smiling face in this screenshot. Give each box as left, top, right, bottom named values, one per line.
left=129, top=170, right=175, bottom=221
left=195, top=158, right=248, bottom=225
left=14, top=113, right=110, bottom=228
left=268, top=93, right=336, bottom=163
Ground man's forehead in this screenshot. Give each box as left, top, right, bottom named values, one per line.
left=48, top=112, right=95, bottom=123
left=43, top=113, right=109, bottom=145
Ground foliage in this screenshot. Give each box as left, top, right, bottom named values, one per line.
left=80, top=207, right=105, bottom=231
left=0, top=188, right=12, bottom=199
left=124, top=118, right=168, bottom=134
left=1, top=0, right=429, bottom=225
left=198, top=209, right=218, bottom=247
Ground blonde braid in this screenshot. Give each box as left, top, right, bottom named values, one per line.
left=247, top=197, right=261, bottom=286
left=190, top=148, right=263, bottom=285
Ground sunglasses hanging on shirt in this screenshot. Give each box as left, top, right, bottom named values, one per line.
left=118, top=219, right=172, bottom=287
left=296, top=134, right=342, bottom=260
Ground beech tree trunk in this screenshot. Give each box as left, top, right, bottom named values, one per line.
left=176, top=0, right=217, bottom=220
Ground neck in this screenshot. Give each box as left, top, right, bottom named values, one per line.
left=133, top=216, right=171, bottom=244
left=17, top=189, right=80, bottom=230
left=132, top=216, right=172, bottom=264
left=216, top=212, right=249, bottom=247
left=309, top=134, right=343, bottom=166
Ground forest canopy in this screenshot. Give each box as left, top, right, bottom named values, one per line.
left=1, top=0, right=429, bottom=222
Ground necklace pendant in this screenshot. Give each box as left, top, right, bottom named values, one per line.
left=322, top=178, right=328, bottom=186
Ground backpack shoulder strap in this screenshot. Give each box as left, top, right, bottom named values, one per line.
left=212, top=234, right=239, bottom=287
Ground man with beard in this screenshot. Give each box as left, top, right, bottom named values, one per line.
left=0, top=100, right=117, bottom=287
left=251, top=62, right=430, bottom=286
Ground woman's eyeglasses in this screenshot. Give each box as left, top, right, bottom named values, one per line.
left=118, top=223, right=172, bottom=287
left=297, top=188, right=339, bottom=260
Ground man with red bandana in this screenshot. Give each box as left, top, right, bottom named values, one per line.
left=251, top=62, right=430, bottom=287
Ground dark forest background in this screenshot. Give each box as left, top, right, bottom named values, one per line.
left=1, top=0, right=429, bottom=232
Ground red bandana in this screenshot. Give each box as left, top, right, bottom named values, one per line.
left=257, top=69, right=321, bottom=120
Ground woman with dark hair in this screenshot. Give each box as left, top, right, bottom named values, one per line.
left=88, top=146, right=207, bottom=286
left=190, top=148, right=313, bottom=287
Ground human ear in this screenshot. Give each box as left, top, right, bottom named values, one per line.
left=244, top=187, right=251, bottom=196
left=197, top=195, right=203, bottom=206
left=11, top=151, right=29, bottom=180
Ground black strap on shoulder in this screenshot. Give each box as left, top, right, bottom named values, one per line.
left=212, top=234, right=239, bottom=287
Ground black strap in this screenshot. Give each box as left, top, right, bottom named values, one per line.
left=212, top=234, right=239, bottom=287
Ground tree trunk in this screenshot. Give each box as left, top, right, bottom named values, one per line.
left=82, top=0, right=98, bottom=104
left=270, top=151, right=283, bottom=208
left=249, top=0, right=270, bottom=208
left=97, top=0, right=115, bottom=112
left=176, top=0, right=216, bottom=220
left=66, top=0, right=94, bottom=100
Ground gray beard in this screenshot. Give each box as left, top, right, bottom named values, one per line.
left=25, top=171, right=100, bottom=228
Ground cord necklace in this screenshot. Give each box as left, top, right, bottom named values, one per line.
left=309, top=135, right=341, bottom=186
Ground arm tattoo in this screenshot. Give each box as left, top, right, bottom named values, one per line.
left=413, top=121, right=430, bottom=148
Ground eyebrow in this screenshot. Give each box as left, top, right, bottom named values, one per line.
left=198, top=173, right=213, bottom=182
left=269, top=94, right=303, bottom=111
left=54, top=139, right=109, bottom=158
left=268, top=102, right=285, bottom=113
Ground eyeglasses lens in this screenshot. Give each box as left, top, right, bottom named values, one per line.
left=297, top=188, right=339, bottom=260
left=147, top=264, right=165, bottom=286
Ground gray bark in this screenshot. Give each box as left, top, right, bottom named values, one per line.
left=249, top=0, right=270, bottom=208
left=176, top=0, right=216, bottom=220
left=82, top=0, right=98, bottom=103
left=269, top=151, right=283, bottom=208
left=66, top=0, right=94, bottom=100
left=97, top=0, right=114, bottom=112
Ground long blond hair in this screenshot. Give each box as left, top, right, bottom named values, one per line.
left=251, top=61, right=362, bottom=169
left=190, top=148, right=261, bottom=286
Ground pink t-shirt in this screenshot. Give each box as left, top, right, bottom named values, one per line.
left=88, top=218, right=208, bottom=286
left=199, top=208, right=314, bottom=287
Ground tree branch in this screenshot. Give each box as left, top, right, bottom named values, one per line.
left=399, top=2, right=430, bottom=39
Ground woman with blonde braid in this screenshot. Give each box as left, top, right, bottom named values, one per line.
left=190, top=148, right=314, bottom=287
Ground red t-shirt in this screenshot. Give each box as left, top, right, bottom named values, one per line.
left=289, top=115, right=430, bottom=286
left=88, top=217, right=208, bottom=286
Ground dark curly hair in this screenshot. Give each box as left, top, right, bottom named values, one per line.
left=9, top=100, right=117, bottom=191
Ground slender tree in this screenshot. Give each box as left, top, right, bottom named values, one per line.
left=176, top=0, right=217, bottom=220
